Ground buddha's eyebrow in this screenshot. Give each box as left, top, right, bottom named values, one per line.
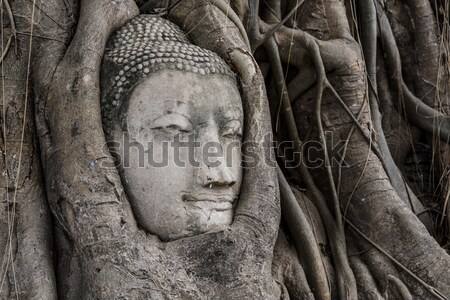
left=149, top=110, right=192, bottom=124
left=164, top=110, right=191, bottom=120
left=157, top=99, right=191, bottom=119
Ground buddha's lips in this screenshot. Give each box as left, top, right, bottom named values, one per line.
left=182, top=193, right=235, bottom=203
left=182, top=193, right=236, bottom=209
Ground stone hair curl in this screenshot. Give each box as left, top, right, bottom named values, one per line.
left=100, top=14, right=236, bottom=134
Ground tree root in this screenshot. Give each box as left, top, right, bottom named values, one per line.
left=386, top=275, right=413, bottom=300
left=346, top=218, right=447, bottom=300
left=271, top=25, right=383, bottom=159
left=2, top=0, right=16, bottom=40
left=251, top=0, right=305, bottom=52
left=357, top=0, right=434, bottom=235
left=278, top=167, right=330, bottom=300
left=349, top=254, right=385, bottom=300
left=376, top=2, right=450, bottom=144
left=264, top=31, right=358, bottom=300
left=0, top=0, right=16, bottom=65
left=12, top=0, right=450, bottom=298
left=209, top=0, right=251, bottom=50
left=0, top=36, right=11, bottom=65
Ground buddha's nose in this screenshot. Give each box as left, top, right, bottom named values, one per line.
left=198, top=161, right=237, bottom=188
left=196, top=136, right=237, bottom=188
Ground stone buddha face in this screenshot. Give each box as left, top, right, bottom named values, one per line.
left=102, top=15, right=243, bottom=240
left=113, top=70, right=243, bottom=240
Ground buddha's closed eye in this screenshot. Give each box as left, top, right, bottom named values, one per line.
left=150, top=113, right=193, bottom=133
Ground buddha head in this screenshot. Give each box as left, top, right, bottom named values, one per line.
left=101, top=15, right=243, bottom=241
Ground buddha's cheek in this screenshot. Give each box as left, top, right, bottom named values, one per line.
left=118, top=151, right=194, bottom=240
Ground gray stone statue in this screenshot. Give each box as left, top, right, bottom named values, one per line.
left=101, top=14, right=244, bottom=241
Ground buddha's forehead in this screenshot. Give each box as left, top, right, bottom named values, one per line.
left=126, top=70, right=243, bottom=123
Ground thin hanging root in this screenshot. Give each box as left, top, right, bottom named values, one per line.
left=270, top=25, right=383, bottom=159
left=376, top=3, right=450, bottom=144
left=339, top=91, right=371, bottom=212
left=291, top=30, right=345, bottom=238
left=345, top=218, right=448, bottom=300
left=209, top=0, right=251, bottom=50
left=264, top=36, right=357, bottom=300
left=309, top=41, right=343, bottom=234
left=255, top=0, right=305, bottom=49
left=358, top=0, right=424, bottom=215
left=301, top=42, right=378, bottom=298
left=278, top=167, right=331, bottom=300
left=3, top=0, right=17, bottom=57
left=325, top=72, right=406, bottom=186
left=3, top=0, right=16, bottom=37
left=0, top=35, right=11, bottom=64
left=15, top=31, right=66, bottom=44
left=261, top=0, right=281, bottom=22
left=0, top=0, right=16, bottom=65
left=1, top=0, right=31, bottom=294
left=272, top=24, right=345, bottom=232
left=325, top=81, right=384, bottom=158
left=249, top=0, right=305, bottom=52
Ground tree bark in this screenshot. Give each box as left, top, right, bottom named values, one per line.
left=1, top=0, right=449, bottom=299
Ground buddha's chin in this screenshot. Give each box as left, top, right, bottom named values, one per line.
left=166, top=207, right=234, bottom=241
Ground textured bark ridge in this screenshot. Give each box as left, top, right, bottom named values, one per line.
left=0, top=0, right=449, bottom=299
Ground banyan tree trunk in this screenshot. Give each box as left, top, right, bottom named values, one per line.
left=0, top=0, right=449, bottom=299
